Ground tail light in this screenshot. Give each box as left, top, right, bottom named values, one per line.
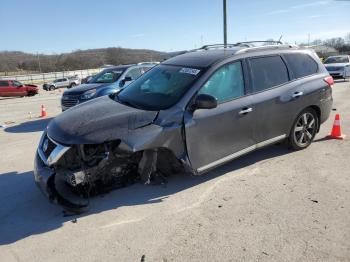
left=324, top=76, right=334, bottom=87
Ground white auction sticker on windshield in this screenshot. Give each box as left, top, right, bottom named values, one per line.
left=179, top=68, right=201, bottom=75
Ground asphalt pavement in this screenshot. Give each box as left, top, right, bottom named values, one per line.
left=0, top=82, right=349, bottom=262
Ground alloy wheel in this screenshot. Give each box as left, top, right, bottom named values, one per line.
left=293, top=112, right=317, bottom=147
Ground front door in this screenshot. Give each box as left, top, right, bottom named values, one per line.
left=185, top=61, right=256, bottom=172
left=11, top=80, right=27, bottom=96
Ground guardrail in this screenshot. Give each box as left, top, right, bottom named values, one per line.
left=0, top=68, right=102, bottom=84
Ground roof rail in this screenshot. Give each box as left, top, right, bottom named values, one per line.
left=197, top=44, right=238, bottom=50
left=235, top=44, right=297, bottom=54
left=137, top=62, right=160, bottom=65
left=193, top=41, right=284, bottom=51
left=235, top=40, right=283, bottom=47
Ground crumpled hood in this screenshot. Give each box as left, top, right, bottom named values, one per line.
left=63, top=83, right=110, bottom=95
left=47, top=95, right=158, bottom=145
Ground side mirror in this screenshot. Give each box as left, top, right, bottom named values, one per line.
left=119, top=76, right=133, bottom=87
left=123, top=76, right=132, bottom=82
left=193, top=94, right=217, bottom=110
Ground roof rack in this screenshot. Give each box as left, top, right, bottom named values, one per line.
left=193, top=41, right=284, bottom=51
left=197, top=44, right=239, bottom=50
left=234, top=40, right=283, bottom=47
left=137, top=62, right=160, bottom=65
left=235, top=44, right=298, bottom=54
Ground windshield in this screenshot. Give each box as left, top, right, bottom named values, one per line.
left=89, top=69, right=125, bottom=84
left=324, top=56, right=349, bottom=64
left=117, top=64, right=203, bottom=110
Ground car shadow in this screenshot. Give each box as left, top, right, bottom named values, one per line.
left=4, top=118, right=53, bottom=133
left=0, top=144, right=291, bottom=245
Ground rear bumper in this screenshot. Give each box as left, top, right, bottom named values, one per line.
left=320, top=94, right=333, bottom=124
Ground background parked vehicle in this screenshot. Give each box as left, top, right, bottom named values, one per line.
left=61, top=62, right=156, bottom=111
left=35, top=42, right=333, bottom=212
left=323, top=55, right=350, bottom=80
left=0, top=80, right=38, bottom=97
left=43, top=76, right=81, bottom=91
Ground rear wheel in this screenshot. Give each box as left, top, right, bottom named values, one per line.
left=289, top=108, right=318, bottom=150
left=69, top=83, right=76, bottom=88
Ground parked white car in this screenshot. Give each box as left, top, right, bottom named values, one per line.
left=43, top=76, right=81, bottom=91
left=324, top=55, right=350, bottom=81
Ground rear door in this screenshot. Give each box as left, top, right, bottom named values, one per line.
left=0, top=80, right=11, bottom=96
left=247, top=55, right=306, bottom=143
left=185, top=61, right=256, bottom=172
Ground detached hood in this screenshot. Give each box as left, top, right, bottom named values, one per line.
left=47, top=95, right=158, bottom=144
left=63, top=83, right=111, bottom=95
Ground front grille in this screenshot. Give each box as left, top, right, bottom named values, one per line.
left=42, top=135, right=56, bottom=158
left=61, top=95, right=79, bottom=108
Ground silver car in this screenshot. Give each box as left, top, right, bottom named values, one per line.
left=324, top=55, right=350, bottom=80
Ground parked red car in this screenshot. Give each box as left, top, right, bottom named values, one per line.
left=0, top=80, right=38, bottom=97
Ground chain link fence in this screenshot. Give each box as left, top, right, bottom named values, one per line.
left=0, top=68, right=102, bottom=84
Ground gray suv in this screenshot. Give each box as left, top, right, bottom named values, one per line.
left=34, top=42, right=333, bottom=212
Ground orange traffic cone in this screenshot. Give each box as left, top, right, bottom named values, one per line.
left=41, top=105, right=47, bottom=118
left=327, top=114, right=345, bottom=139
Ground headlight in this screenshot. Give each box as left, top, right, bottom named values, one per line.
left=80, top=89, right=96, bottom=100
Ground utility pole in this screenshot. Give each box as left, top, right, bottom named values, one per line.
left=223, top=0, right=227, bottom=46
left=37, top=52, right=42, bottom=73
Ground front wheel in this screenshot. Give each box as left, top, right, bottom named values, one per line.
left=289, top=108, right=318, bottom=150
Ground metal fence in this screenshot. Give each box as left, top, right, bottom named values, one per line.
left=0, top=68, right=102, bottom=84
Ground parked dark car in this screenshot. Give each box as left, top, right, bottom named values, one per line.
left=61, top=63, right=156, bottom=111
left=34, top=42, right=333, bottom=212
left=0, top=80, right=38, bottom=97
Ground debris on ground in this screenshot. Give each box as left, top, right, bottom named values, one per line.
left=140, top=255, right=145, bottom=262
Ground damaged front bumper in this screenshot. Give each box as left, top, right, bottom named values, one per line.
left=34, top=131, right=185, bottom=213
left=34, top=133, right=89, bottom=213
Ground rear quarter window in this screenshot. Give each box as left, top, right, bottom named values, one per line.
left=283, top=53, right=318, bottom=79
left=249, top=55, right=289, bottom=92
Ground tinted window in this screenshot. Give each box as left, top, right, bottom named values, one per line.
left=250, top=56, right=289, bottom=92
left=89, top=69, right=124, bottom=84
left=284, top=53, right=318, bottom=79
left=125, top=68, right=142, bottom=80
left=0, top=81, right=9, bottom=87
left=324, top=56, right=349, bottom=64
left=198, top=61, right=244, bottom=103
left=117, top=65, right=203, bottom=110
left=12, top=81, right=22, bottom=87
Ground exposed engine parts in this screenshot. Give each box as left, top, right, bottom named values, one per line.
left=47, top=140, right=185, bottom=213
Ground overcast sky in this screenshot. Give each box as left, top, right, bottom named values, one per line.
left=1, top=0, right=349, bottom=53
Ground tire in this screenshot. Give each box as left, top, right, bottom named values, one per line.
left=69, top=83, right=76, bottom=88
left=288, top=108, right=319, bottom=150
left=50, top=85, right=55, bottom=91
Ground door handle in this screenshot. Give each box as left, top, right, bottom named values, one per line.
left=239, top=107, right=253, bottom=115
left=292, top=91, right=303, bottom=98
